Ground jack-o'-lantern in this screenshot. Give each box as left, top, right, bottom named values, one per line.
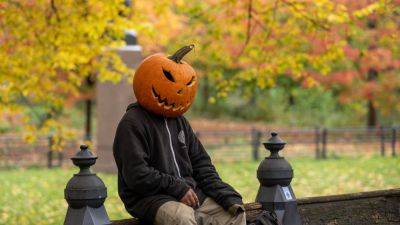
left=133, top=45, right=198, bottom=117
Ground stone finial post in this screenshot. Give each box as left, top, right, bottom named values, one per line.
left=255, top=132, right=301, bottom=225
left=64, top=145, right=110, bottom=225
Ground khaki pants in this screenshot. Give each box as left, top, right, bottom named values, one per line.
left=154, top=198, right=246, bottom=225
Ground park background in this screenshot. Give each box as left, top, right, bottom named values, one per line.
left=0, top=0, right=399, bottom=225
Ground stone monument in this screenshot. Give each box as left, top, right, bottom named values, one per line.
left=96, top=30, right=142, bottom=172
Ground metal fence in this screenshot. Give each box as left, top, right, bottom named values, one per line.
left=0, top=135, right=80, bottom=168
left=195, top=126, right=399, bottom=161
left=0, top=126, right=398, bottom=168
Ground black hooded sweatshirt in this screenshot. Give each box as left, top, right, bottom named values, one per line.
left=113, top=103, right=243, bottom=223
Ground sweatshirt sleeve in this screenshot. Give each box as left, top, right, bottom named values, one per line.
left=182, top=118, right=243, bottom=210
left=113, top=119, right=190, bottom=200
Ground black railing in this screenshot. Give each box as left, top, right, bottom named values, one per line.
left=0, top=134, right=79, bottom=168
left=195, top=126, right=399, bottom=160
left=0, top=126, right=398, bottom=168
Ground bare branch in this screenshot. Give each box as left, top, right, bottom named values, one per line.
left=238, top=0, right=253, bottom=56
left=50, top=0, right=61, bottom=22
left=281, top=0, right=330, bottom=31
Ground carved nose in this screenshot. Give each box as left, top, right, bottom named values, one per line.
left=177, top=89, right=183, bottom=94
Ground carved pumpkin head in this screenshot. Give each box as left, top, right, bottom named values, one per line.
left=133, top=45, right=198, bottom=117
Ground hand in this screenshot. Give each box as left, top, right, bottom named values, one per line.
left=180, top=188, right=199, bottom=208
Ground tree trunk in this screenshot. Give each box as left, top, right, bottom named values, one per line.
left=288, top=93, right=295, bottom=106
left=84, top=76, right=95, bottom=141
left=367, top=100, right=377, bottom=127
left=201, top=75, right=209, bottom=110
left=367, top=69, right=378, bottom=127
left=85, top=99, right=92, bottom=140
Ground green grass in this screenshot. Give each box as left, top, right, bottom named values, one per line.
left=0, top=156, right=399, bottom=225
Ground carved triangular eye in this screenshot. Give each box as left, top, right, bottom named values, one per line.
left=186, top=76, right=195, bottom=86
left=162, top=69, right=175, bottom=82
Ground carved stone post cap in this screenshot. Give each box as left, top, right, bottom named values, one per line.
left=65, top=144, right=106, bottom=209
left=71, top=144, right=97, bottom=168
left=263, top=132, right=286, bottom=158
left=258, top=132, right=293, bottom=186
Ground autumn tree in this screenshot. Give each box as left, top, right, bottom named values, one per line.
left=161, top=0, right=398, bottom=126
left=1, top=0, right=398, bottom=146
left=314, top=0, right=400, bottom=127
left=0, top=1, right=133, bottom=145
left=163, top=0, right=349, bottom=105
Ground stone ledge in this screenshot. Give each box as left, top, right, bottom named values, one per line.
left=111, top=188, right=400, bottom=225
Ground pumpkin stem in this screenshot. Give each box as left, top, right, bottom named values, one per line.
left=168, top=44, right=195, bottom=63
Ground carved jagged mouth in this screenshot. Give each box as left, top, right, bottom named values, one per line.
left=151, top=86, right=190, bottom=111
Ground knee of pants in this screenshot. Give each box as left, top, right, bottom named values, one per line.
left=235, top=212, right=246, bottom=224
left=176, top=212, right=197, bottom=225
left=155, top=201, right=197, bottom=225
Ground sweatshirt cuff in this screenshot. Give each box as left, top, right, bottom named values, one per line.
left=228, top=204, right=245, bottom=216
left=221, top=196, right=243, bottom=211
left=168, top=180, right=191, bottom=200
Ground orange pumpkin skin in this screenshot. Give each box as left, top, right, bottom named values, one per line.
left=133, top=46, right=198, bottom=117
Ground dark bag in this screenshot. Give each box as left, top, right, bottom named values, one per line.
left=246, top=210, right=280, bottom=225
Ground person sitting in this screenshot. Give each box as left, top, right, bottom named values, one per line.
left=113, top=45, right=246, bottom=225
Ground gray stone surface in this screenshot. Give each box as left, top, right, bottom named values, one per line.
left=95, top=45, right=142, bottom=173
